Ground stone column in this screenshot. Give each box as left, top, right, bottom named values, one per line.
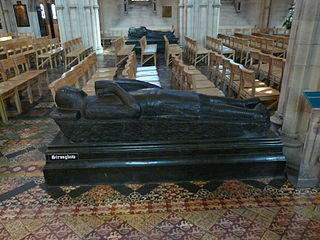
left=56, top=0, right=102, bottom=52
left=182, top=0, right=220, bottom=45
left=211, top=0, right=221, bottom=37
left=259, top=0, right=271, bottom=28
left=179, top=0, right=185, bottom=45
left=93, top=0, right=103, bottom=53
left=1, top=1, right=17, bottom=33
left=186, top=1, right=194, bottom=38
left=273, top=0, right=320, bottom=187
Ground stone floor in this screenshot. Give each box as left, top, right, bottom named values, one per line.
left=0, top=51, right=320, bottom=239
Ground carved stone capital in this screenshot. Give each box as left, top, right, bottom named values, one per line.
left=212, top=4, right=221, bottom=8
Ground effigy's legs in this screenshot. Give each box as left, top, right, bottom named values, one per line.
left=200, top=103, right=268, bottom=121
left=199, top=94, right=260, bottom=109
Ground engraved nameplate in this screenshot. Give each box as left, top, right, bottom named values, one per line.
left=49, top=153, right=79, bottom=160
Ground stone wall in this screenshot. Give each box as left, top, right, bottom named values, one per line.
left=219, top=0, right=293, bottom=29
left=99, top=0, right=179, bottom=32
left=0, top=0, right=41, bottom=37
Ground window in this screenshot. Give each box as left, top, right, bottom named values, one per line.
left=40, top=3, right=46, bottom=19
left=51, top=4, right=57, bottom=20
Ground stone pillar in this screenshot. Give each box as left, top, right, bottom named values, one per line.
left=179, top=0, right=185, bottom=45
left=56, top=0, right=102, bottom=52
left=273, top=0, right=320, bottom=187
left=1, top=1, right=17, bottom=33
left=182, top=0, right=220, bottom=45
left=259, top=0, right=271, bottom=28
left=212, top=0, right=221, bottom=37
left=186, top=1, right=194, bottom=39
left=297, top=98, right=320, bottom=187
left=92, top=0, right=102, bottom=53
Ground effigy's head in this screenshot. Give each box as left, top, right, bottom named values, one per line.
left=55, top=87, right=87, bottom=111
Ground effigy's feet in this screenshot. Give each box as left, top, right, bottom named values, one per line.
left=244, top=97, right=261, bottom=108
left=254, top=103, right=270, bottom=120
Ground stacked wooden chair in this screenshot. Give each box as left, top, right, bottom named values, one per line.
left=139, top=36, right=157, bottom=66
left=164, top=35, right=182, bottom=66
left=114, top=37, right=135, bottom=66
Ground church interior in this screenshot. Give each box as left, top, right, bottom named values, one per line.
left=0, top=0, right=320, bottom=239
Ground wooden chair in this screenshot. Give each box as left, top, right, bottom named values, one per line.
left=229, top=61, right=267, bottom=98
left=114, top=37, right=135, bottom=66
left=182, top=66, right=223, bottom=96
left=248, top=50, right=261, bottom=77
left=164, top=35, right=182, bottom=66
left=139, top=36, right=157, bottom=66
left=258, top=53, right=272, bottom=82
left=269, top=56, right=286, bottom=89
left=191, top=39, right=211, bottom=66
left=239, top=68, right=279, bottom=109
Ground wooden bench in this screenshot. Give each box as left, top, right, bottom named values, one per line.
left=35, top=38, right=64, bottom=69
left=139, top=36, right=157, bottom=66
left=114, top=37, right=135, bottom=66
left=49, top=53, right=117, bottom=97
left=164, top=35, right=182, bottom=66
left=0, top=56, right=47, bottom=123
left=63, top=38, right=93, bottom=69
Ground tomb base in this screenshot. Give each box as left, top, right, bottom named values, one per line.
left=44, top=132, right=286, bottom=186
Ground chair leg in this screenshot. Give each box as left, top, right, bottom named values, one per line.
left=13, top=91, right=22, bottom=114
left=0, top=97, right=8, bottom=123
left=27, top=85, right=34, bottom=104
left=37, top=78, right=42, bottom=97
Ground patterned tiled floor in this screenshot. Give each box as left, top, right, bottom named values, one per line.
left=1, top=52, right=320, bottom=239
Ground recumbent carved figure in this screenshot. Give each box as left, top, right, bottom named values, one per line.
left=51, top=79, right=270, bottom=143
